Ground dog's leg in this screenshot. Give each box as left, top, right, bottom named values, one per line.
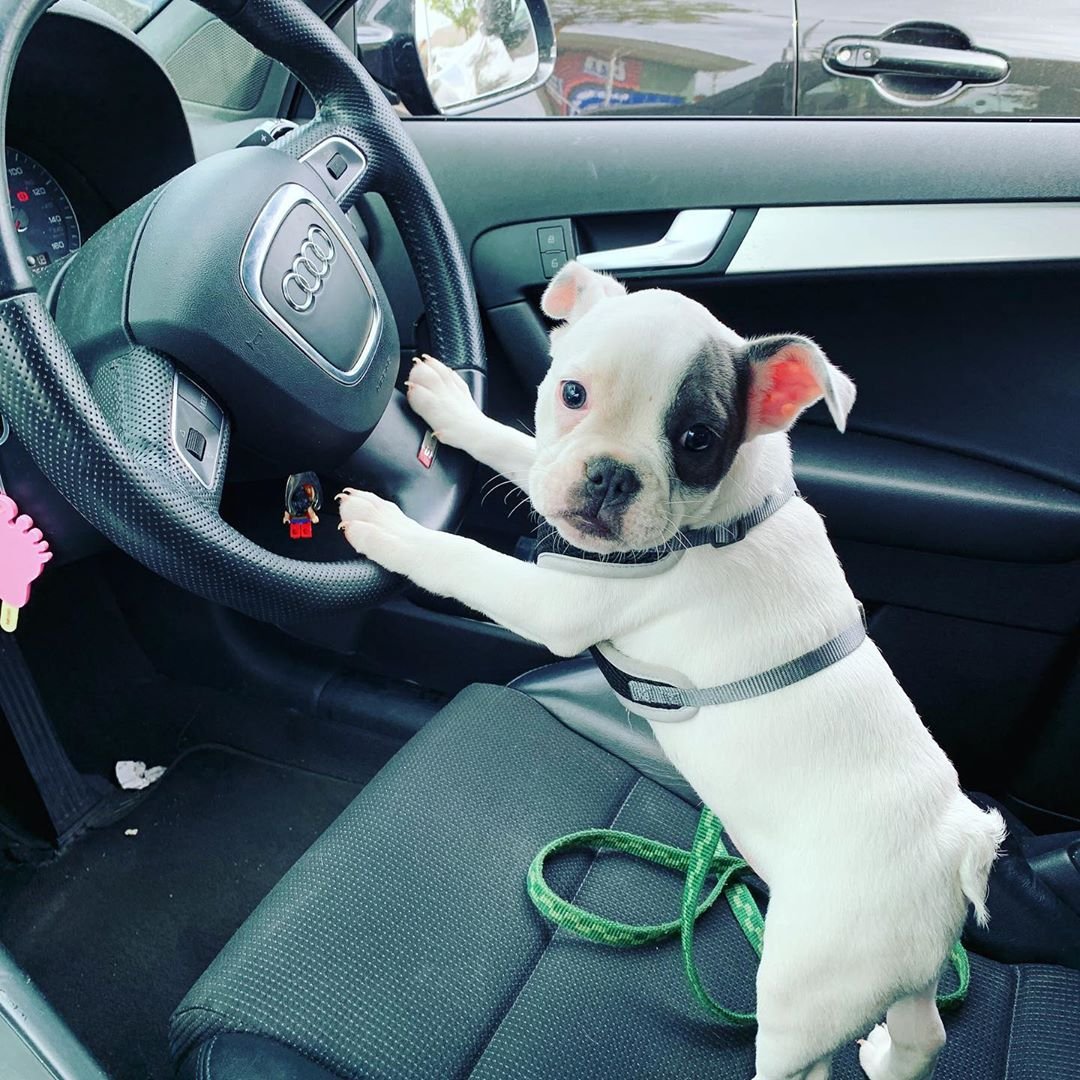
left=338, top=490, right=652, bottom=655
left=858, top=981, right=945, bottom=1080
left=752, top=1056, right=832, bottom=1080
left=751, top=896, right=886, bottom=1080
left=406, top=354, right=536, bottom=493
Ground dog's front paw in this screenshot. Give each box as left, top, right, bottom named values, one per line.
left=337, top=489, right=426, bottom=574
left=405, top=354, right=482, bottom=449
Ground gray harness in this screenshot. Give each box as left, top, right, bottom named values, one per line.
left=534, top=479, right=867, bottom=723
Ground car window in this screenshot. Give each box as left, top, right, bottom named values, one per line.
left=360, top=0, right=1080, bottom=119
left=532, top=0, right=795, bottom=117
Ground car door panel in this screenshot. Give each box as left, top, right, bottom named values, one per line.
left=796, top=1, right=1080, bottom=118
left=393, top=119, right=1080, bottom=496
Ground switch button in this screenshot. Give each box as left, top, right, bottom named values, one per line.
left=541, top=249, right=568, bottom=278
left=538, top=226, right=565, bottom=253
left=185, top=428, right=207, bottom=461
left=326, top=152, right=348, bottom=180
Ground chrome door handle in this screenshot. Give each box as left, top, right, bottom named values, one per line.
left=578, top=209, right=733, bottom=272
left=824, top=37, right=1008, bottom=85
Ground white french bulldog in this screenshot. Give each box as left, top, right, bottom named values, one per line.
left=338, top=261, right=1004, bottom=1080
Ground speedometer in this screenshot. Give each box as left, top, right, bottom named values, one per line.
left=6, top=147, right=81, bottom=272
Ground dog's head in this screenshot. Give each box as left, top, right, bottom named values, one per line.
left=530, top=261, right=856, bottom=553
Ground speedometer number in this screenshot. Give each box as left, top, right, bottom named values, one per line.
left=5, top=148, right=81, bottom=272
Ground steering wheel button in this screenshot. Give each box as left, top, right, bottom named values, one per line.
left=184, top=428, right=207, bottom=461
left=299, top=137, right=368, bottom=202
left=326, top=153, right=348, bottom=180
left=171, top=383, right=221, bottom=490
left=175, top=374, right=223, bottom=430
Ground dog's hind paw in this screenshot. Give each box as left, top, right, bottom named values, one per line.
left=858, top=1023, right=937, bottom=1080
left=858, top=1024, right=893, bottom=1079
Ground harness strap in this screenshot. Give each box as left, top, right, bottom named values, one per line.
left=527, top=807, right=972, bottom=1026
left=678, top=476, right=799, bottom=550
left=592, top=608, right=867, bottom=717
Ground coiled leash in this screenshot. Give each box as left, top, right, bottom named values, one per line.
left=528, top=808, right=971, bottom=1026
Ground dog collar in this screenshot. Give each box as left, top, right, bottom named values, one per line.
left=590, top=606, right=867, bottom=724
left=533, top=476, right=799, bottom=579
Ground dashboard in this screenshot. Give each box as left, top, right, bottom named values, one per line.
left=0, top=0, right=197, bottom=558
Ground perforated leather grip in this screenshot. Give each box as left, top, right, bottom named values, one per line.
left=0, top=291, right=407, bottom=620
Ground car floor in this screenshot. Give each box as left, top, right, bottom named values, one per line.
left=0, top=562, right=445, bottom=1080
left=0, top=746, right=363, bottom=1080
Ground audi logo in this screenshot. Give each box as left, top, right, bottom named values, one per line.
left=281, top=225, right=336, bottom=313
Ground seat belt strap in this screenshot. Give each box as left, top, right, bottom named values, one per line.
left=0, top=632, right=101, bottom=844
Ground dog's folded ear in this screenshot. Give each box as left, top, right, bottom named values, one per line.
left=541, top=261, right=626, bottom=325
left=741, top=334, right=857, bottom=437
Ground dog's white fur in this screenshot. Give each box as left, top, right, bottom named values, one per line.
left=339, top=262, right=1004, bottom=1080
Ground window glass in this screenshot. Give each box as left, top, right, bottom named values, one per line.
left=397, top=0, right=1080, bottom=119
left=477, top=0, right=795, bottom=117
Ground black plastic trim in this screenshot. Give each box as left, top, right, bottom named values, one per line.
left=793, top=425, right=1080, bottom=563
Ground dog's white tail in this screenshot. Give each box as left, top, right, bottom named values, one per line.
left=956, top=798, right=1007, bottom=928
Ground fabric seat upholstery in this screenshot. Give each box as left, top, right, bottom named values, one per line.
left=170, top=684, right=1080, bottom=1080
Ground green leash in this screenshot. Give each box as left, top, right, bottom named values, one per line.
left=528, top=807, right=970, bottom=1026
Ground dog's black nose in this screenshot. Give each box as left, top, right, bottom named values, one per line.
left=582, top=457, right=641, bottom=514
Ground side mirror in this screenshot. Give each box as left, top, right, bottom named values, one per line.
left=354, top=0, right=555, bottom=117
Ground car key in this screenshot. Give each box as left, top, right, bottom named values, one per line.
left=0, top=494, right=51, bottom=632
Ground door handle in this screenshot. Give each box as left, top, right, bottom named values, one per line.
left=824, top=37, right=1008, bottom=86
left=578, top=209, right=733, bottom=272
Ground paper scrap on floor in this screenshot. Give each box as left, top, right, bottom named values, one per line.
left=115, top=760, right=166, bottom=791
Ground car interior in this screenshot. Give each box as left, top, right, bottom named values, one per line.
left=0, top=0, right=1078, bottom=1078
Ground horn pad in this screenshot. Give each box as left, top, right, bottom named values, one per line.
left=124, top=146, right=398, bottom=469
left=243, top=183, right=379, bottom=383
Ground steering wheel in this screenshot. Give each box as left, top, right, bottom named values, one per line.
left=0, top=0, right=486, bottom=622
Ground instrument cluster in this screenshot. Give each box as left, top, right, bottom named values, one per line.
left=5, top=147, right=82, bottom=274
left=4, top=2, right=196, bottom=289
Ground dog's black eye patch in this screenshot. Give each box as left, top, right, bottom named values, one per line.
left=665, top=341, right=747, bottom=489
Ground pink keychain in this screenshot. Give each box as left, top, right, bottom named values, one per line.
left=0, top=493, right=51, bottom=632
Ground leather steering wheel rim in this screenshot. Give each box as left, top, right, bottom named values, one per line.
left=0, top=0, right=486, bottom=623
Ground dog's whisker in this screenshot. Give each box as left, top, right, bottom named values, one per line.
left=480, top=478, right=518, bottom=507
left=507, top=494, right=532, bottom=518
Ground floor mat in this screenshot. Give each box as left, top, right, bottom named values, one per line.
left=0, top=747, right=363, bottom=1080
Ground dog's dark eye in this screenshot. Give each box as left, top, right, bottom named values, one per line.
left=681, top=424, right=716, bottom=452
left=561, top=380, right=587, bottom=410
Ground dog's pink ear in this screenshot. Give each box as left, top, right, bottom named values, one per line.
left=541, top=261, right=626, bottom=324
left=743, top=335, right=856, bottom=437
